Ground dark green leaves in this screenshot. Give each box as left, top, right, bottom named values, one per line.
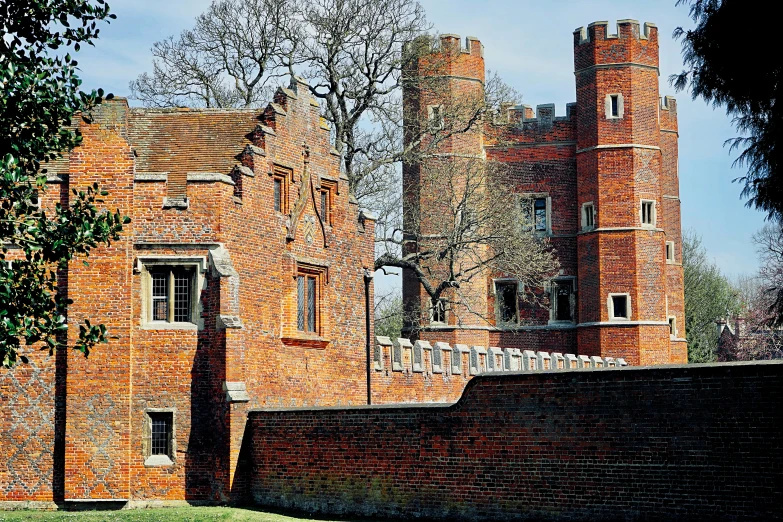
left=1, top=0, right=123, bottom=367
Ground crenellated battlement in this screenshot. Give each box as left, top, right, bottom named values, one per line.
left=660, top=95, right=677, bottom=112
left=573, top=19, right=659, bottom=71
left=437, top=33, right=484, bottom=57
left=493, top=102, right=578, bottom=127
left=574, top=20, right=657, bottom=45
left=374, top=336, right=627, bottom=378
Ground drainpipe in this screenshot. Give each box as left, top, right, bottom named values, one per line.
left=364, top=268, right=374, bottom=405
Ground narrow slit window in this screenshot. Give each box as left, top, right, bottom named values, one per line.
left=151, top=272, right=168, bottom=321
left=666, top=241, right=674, bottom=262
left=431, top=298, right=446, bottom=324
left=429, top=105, right=443, bottom=130
left=641, top=200, right=655, bottom=226
left=553, top=280, right=574, bottom=322
left=173, top=272, right=191, bottom=322
left=320, top=190, right=328, bottom=223
left=296, top=271, right=320, bottom=334
left=582, top=202, right=595, bottom=230
left=307, top=276, right=316, bottom=332
left=668, top=316, right=677, bottom=337
left=296, top=275, right=305, bottom=331
left=610, top=95, right=619, bottom=117
left=534, top=198, right=547, bottom=232
left=496, top=281, right=518, bottom=324
left=273, top=178, right=282, bottom=212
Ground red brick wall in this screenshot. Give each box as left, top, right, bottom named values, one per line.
left=404, top=21, right=685, bottom=363
left=243, top=361, right=783, bottom=521
left=2, top=84, right=376, bottom=505
left=65, top=100, right=135, bottom=501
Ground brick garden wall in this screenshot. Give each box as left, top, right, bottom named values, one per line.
left=243, top=361, right=783, bottom=521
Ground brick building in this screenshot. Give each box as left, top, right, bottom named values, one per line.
left=404, top=20, right=687, bottom=366
left=1, top=19, right=686, bottom=509
left=1, top=79, right=377, bottom=507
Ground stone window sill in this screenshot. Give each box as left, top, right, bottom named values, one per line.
left=141, top=322, right=198, bottom=331
left=144, top=455, right=173, bottom=467
left=281, top=334, right=331, bottom=349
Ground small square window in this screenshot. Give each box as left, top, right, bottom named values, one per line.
left=495, top=281, right=518, bottom=324
left=608, top=293, right=630, bottom=320
left=581, top=202, right=595, bottom=230
left=640, top=200, right=656, bottom=227
left=665, top=241, right=675, bottom=262
left=430, top=298, right=446, bottom=324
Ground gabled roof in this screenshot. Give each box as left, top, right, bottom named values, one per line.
left=128, top=108, right=262, bottom=175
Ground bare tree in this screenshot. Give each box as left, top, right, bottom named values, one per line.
left=753, top=222, right=783, bottom=327
left=721, top=273, right=783, bottom=361
left=130, top=0, right=558, bottom=326
left=130, top=0, right=296, bottom=108
left=376, top=156, right=559, bottom=327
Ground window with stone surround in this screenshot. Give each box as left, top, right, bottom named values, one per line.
left=520, top=194, right=551, bottom=235
left=138, top=256, right=206, bottom=329
left=606, top=93, right=624, bottom=119
left=640, top=200, right=656, bottom=227
left=666, top=241, right=675, bottom=263
left=550, top=278, right=576, bottom=323
left=143, top=409, right=174, bottom=466
left=608, top=293, right=631, bottom=320
left=495, top=280, right=518, bottom=324
left=428, top=104, right=444, bottom=131
left=668, top=315, right=678, bottom=338
left=430, top=297, right=446, bottom=324
left=581, top=202, right=595, bottom=231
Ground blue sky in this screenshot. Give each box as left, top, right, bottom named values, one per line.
left=74, top=0, right=766, bottom=287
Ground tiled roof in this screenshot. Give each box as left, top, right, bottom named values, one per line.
left=128, top=108, right=262, bottom=175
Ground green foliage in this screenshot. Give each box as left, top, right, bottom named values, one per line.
left=673, top=0, right=783, bottom=221
left=682, top=229, right=742, bottom=362
left=374, top=292, right=404, bottom=340
left=0, top=0, right=127, bottom=367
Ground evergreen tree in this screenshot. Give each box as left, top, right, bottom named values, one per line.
left=0, top=0, right=128, bottom=367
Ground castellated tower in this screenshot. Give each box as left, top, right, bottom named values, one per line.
left=402, top=21, right=686, bottom=364
left=401, top=34, right=490, bottom=347
left=574, top=20, right=686, bottom=364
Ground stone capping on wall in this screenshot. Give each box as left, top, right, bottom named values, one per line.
left=494, top=102, right=577, bottom=127
left=374, top=336, right=627, bottom=377
left=574, top=20, right=657, bottom=45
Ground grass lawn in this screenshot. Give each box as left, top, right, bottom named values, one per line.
left=0, top=507, right=359, bottom=522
